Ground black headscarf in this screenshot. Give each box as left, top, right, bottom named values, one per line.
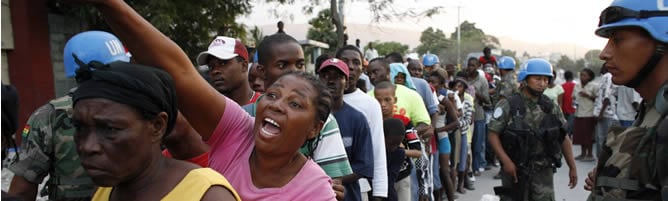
left=72, top=61, right=177, bottom=136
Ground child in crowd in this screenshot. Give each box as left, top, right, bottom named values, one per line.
left=383, top=118, right=407, bottom=201
left=374, top=81, right=423, bottom=201
left=428, top=69, right=460, bottom=201
left=387, top=64, right=432, bottom=200
left=450, top=78, right=475, bottom=194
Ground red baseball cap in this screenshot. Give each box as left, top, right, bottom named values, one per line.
left=318, top=58, right=349, bottom=78
left=196, top=36, right=249, bottom=65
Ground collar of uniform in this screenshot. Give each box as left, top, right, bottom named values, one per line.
left=518, top=89, right=540, bottom=107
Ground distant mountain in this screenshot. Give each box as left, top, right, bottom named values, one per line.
left=256, top=23, right=596, bottom=59
left=495, top=36, right=596, bottom=59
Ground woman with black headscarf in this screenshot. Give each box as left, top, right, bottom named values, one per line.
left=71, top=61, right=240, bottom=201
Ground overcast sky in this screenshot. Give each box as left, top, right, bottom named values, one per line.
left=237, top=0, right=613, bottom=50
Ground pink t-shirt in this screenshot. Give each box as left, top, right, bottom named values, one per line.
left=207, top=98, right=336, bottom=201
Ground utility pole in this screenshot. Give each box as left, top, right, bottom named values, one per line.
left=339, top=0, right=345, bottom=24
left=457, top=5, right=461, bottom=70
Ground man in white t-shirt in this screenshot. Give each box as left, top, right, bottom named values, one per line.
left=364, top=42, right=379, bottom=61
left=615, top=86, right=641, bottom=127
left=593, top=67, right=619, bottom=158
left=338, top=45, right=389, bottom=200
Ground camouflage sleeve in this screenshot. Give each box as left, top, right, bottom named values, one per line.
left=488, top=98, right=511, bottom=134
left=8, top=104, right=55, bottom=184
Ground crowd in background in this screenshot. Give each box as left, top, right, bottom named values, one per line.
left=1, top=0, right=664, bottom=201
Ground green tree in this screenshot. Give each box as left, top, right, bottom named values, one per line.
left=54, top=0, right=252, bottom=64
left=373, top=41, right=409, bottom=56
left=584, top=49, right=605, bottom=69
left=249, top=26, right=264, bottom=48
left=292, top=0, right=442, bottom=49
left=451, top=21, right=500, bottom=48
left=440, top=21, right=501, bottom=65
left=575, top=59, right=586, bottom=71
left=307, top=9, right=338, bottom=55
left=556, top=55, right=577, bottom=72
left=501, top=49, right=517, bottom=58
left=416, top=27, right=450, bottom=56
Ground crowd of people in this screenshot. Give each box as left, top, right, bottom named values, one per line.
left=1, top=0, right=667, bottom=201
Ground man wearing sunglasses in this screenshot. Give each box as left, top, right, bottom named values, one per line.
left=584, top=0, right=668, bottom=200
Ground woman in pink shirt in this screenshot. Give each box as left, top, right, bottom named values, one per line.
left=206, top=71, right=336, bottom=200
left=80, top=0, right=336, bottom=200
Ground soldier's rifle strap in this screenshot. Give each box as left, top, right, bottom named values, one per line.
left=508, top=94, right=526, bottom=118
left=596, top=176, right=641, bottom=191
left=588, top=194, right=654, bottom=201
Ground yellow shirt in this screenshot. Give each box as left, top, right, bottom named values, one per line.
left=92, top=168, right=240, bottom=201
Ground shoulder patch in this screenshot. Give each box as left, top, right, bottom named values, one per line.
left=493, top=107, right=503, bottom=119
left=21, top=125, right=30, bottom=137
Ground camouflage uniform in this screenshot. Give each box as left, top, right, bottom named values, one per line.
left=9, top=93, right=94, bottom=201
left=494, top=73, right=519, bottom=102
left=588, top=81, right=668, bottom=201
left=489, top=91, right=567, bottom=201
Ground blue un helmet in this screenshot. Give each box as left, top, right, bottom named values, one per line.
left=497, top=56, right=516, bottom=70
left=422, top=54, right=439, bottom=66
left=63, top=31, right=131, bottom=78
left=517, top=70, right=527, bottom=82
left=517, top=58, right=553, bottom=82
left=595, top=0, right=668, bottom=87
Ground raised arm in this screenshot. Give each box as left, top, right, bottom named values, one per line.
left=88, top=0, right=225, bottom=139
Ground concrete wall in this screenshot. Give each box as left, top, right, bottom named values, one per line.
left=2, top=0, right=14, bottom=83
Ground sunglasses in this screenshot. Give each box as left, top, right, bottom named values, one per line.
left=598, top=6, right=668, bottom=26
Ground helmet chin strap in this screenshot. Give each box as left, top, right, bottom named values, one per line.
left=625, top=43, right=666, bottom=88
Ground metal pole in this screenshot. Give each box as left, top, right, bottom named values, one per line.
left=339, top=0, right=345, bottom=26
left=457, top=6, right=461, bottom=70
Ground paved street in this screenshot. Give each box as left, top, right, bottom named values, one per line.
left=455, top=145, right=596, bottom=201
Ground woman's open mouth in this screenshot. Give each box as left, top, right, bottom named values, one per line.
left=261, top=117, right=281, bottom=137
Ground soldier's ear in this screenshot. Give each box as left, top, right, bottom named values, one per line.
left=149, top=112, right=168, bottom=142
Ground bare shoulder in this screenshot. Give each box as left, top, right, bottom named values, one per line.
left=201, top=185, right=238, bottom=201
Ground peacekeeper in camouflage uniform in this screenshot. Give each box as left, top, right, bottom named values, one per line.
left=488, top=59, right=578, bottom=201
left=489, top=56, right=521, bottom=180
left=494, top=56, right=520, bottom=102
left=8, top=31, right=131, bottom=201
left=584, top=0, right=668, bottom=200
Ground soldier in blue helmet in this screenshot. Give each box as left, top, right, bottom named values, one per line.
left=494, top=56, right=520, bottom=104
left=489, top=56, right=521, bottom=180
left=422, top=54, right=439, bottom=79
left=8, top=31, right=131, bottom=201
left=584, top=0, right=668, bottom=200
left=488, top=59, right=578, bottom=201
